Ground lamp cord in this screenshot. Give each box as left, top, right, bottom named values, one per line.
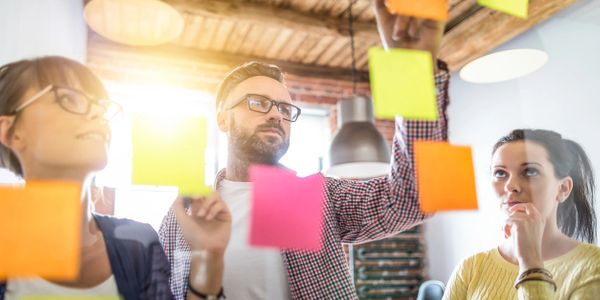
left=347, top=0, right=358, bottom=95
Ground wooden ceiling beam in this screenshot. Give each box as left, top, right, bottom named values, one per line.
left=445, top=0, right=480, bottom=32
left=440, top=0, right=578, bottom=71
left=164, top=0, right=378, bottom=39
left=87, top=33, right=370, bottom=89
left=89, top=0, right=577, bottom=76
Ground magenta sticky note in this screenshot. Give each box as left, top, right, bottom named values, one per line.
left=249, top=165, right=326, bottom=251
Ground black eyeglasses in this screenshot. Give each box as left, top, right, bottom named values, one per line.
left=13, top=85, right=123, bottom=121
left=223, top=94, right=301, bottom=122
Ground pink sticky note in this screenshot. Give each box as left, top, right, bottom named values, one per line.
left=249, top=165, right=325, bottom=251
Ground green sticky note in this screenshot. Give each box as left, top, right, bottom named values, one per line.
left=131, top=114, right=211, bottom=197
left=478, top=0, right=528, bottom=19
left=368, top=47, right=438, bottom=121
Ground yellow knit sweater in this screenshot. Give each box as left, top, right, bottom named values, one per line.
left=443, top=243, right=600, bottom=300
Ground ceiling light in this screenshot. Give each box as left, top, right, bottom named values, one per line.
left=460, top=49, right=548, bottom=83
left=84, top=0, right=184, bottom=46
left=326, top=95, right=391, bottom=179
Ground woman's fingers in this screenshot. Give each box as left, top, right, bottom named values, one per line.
left=508, top=203, right=540, bottom=217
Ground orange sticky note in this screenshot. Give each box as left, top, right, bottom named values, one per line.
left=385, top=0, right=449, bottom=21
left=414, top=142, right=478, bottom=212
left=0, top=181, right=82, bottom=280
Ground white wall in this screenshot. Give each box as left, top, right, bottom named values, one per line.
left=0, top=0, right=87, bottom=183
left=425, top=0, right=600, bottom=283
left=0, top=0, right=87, bottom=65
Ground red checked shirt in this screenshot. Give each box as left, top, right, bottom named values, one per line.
left=158, top=64, right=450, bottom=300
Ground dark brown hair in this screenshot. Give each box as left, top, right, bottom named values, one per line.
left=493, top=129, right=597, bottom=243
left=0, top=56, right=108, bottom=177
left=215, top=61, right=285, bottom=110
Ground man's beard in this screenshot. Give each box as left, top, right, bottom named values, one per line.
left=229, top=118, right=290, bottom=165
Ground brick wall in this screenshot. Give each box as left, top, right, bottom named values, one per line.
left=285, top=73, right=395, bottom=143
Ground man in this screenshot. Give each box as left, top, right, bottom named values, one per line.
left=160, top=0, right=449, bottom=298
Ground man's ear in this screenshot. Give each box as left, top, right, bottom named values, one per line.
left=217, top=111, right=229, bottom=133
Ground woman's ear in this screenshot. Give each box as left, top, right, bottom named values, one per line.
left=217, top=111, right=229, bottom=133
left=0, top=115, right=25, bottom=153
left=0, top=116, right=16, bottom=148
left=557, top=176, right=574, bottom=203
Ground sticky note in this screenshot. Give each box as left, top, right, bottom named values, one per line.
left=368, top=47, right=438, bottom=121
left=478, top=0, right=529, bottom=19
left=414, top=141, right=478, bottom=212
left=131, top=114, right=211, bottom=197
left=249, top=165, right=325, bottom=251
left=385, top=0, right=448, bottom=21
left=0, top=181, right=81, bottom=280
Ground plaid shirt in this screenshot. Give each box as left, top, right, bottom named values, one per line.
left=159, top=64, right=450, bottom=300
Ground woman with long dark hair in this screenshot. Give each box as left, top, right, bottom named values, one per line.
left=444, top=129, right=599, bottom=299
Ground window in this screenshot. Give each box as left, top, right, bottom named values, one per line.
left=97, top=82, right=331, bottom=231
left=96, top=82, right=217, bottom=230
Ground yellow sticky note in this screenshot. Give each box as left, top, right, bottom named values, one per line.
left=414, top=141, right=478, bottom=213
left=0, top=181, right=81, bottom=280
left=478, top=0, right=529, bottom=19
left=368, top=48, right=438, bottom=121
left=131, top=114, right=211, bottom=197
left=385, top=0, right=449, bottom=21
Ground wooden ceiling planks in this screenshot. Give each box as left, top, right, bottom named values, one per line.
left=290, top=33, right=322, bottom=63
left=88, top=0, right=578, bottom=83
left=315, top=37, right=351, bottom=67
left=264, top=29, right=295, bottom=59
left=251, top=26, right=281, bottom=57
left=237, top=24, right=268, bottom=56
left=223, top=21, right=252, bottom=54
left=209, top=19, right=236, bottom=51
left=196, top=16, right=219, bottom=50
left=87, top=32, right=370, bottom=88
left=349, top=37, right=380, bottom=70
left=302, top=35, right=337, bottom=65
left=278, top=31, right=309, bottom=61
left=176, top=13, right=202, bottom=48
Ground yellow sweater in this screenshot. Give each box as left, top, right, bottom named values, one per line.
left=443, top=243, right=600, bottom=300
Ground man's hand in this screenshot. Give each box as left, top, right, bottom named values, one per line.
left=173, top=192, right=232, bottom=299
left=173, top=192, right=232, bottom=252
left=372, top=0, right=446, bottom=65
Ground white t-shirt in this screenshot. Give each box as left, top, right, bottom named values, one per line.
left=218, top=179, right=291, bottom=300
left=5, top=275, right=119, bottom=299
